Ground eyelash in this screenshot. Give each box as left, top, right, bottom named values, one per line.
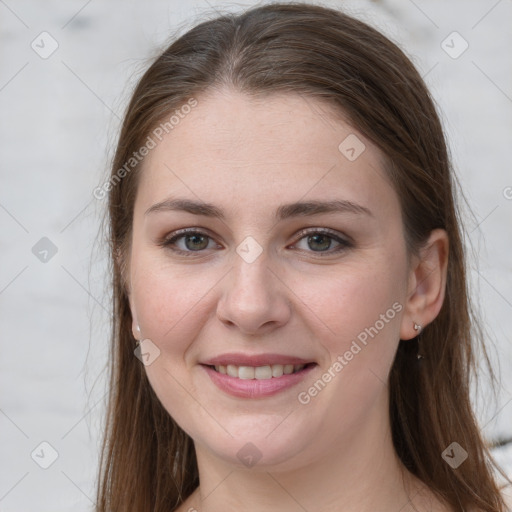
left=158, top=227, right=353, bottom=257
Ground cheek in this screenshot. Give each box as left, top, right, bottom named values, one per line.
left=292, top=253, right=407, bottom=410
left=131, top=262, right=214, bottom=356
left=290, top=266, right=405, bottom=434
left=130, top=260, right=220, bottom=434
left=294, top=259, right=404, bottom=346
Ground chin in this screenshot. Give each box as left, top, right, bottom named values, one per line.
left=193, top=420, right=318, bottom=471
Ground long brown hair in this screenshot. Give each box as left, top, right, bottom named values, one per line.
left=96, top=3, right=510, bottom=511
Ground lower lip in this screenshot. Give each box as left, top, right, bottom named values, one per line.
left=201, top=364, right=316, bottom=398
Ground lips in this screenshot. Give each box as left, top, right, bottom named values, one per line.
left=200, top=353, right=317, bottom=398
left=201, top=363, right=316, bottom=398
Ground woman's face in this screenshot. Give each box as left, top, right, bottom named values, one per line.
left=127, top=89, right=414, bottom=470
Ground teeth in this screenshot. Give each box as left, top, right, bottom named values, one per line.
left=272, top=365, right=283, bottom=378
left=226, top=364, right=238, bottom=378
left=214, top=363, right=306, bottom=379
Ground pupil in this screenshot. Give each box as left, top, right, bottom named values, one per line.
left=186, top=234, right=208, bottom=251
left=309, top=234, right=331, bottom=251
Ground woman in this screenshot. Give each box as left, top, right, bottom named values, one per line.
left=96, top=3, right=511, bottom=511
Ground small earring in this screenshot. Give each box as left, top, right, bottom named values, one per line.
left=136, top=325, right=141, bottom=333
left=413, top=322, right=424, bottom=360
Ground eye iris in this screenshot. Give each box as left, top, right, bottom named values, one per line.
left=308, top=234, right=332, bottom=251
left=185, top=234, right=209, bottom=251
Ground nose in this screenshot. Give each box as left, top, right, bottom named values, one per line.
left=216, top=250, right=292, bottom=336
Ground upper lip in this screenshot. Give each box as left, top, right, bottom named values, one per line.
left=201, top=353, right=315, bottom=367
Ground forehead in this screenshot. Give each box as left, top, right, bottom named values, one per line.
left=135, top=89, right=396, bottom=220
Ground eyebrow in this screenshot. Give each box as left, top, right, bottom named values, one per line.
left=145, top=197, right=373, bottom=221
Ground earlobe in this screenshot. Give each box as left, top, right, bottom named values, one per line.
left=127, top=295, right=140, bottom=340
left=131, top=315, right=141, bottom=340
left=400, top=229, right=449, bottom=340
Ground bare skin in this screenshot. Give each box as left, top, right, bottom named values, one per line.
left=174, top=471, right=452, bottom=512
left=126, top=88, right=450, bottom=512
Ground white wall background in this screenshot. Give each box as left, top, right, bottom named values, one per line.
left=0, top=0, right=511, bottom=510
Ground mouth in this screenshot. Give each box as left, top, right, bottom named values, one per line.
left=205, top=362, right=316, bottom=380
left=201, top=361, right=317, bottom=398
left=200, top=353, right=318, bottom=398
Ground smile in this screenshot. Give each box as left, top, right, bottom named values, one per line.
left=212, top=363, right=307, bottom=379
left=213, top=364, right=306, bottom=380
left=202, top=362, right=317, bottom=398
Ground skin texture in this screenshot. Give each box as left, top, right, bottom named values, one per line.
left=126, top=88, right=449, bottom=512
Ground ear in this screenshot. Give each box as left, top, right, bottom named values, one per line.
left=400, top=229, right=449, bottom=340
left=129, top=301, right=141, bottom=341
left=115, top=246, right=139, bottom=339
